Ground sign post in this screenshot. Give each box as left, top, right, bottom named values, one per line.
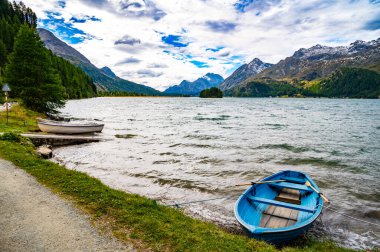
left=2, top=83, right=11, bottom=125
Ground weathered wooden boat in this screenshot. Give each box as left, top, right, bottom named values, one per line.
left=234, top=170, right=324, bottom=244
left=38, top=120, right=104, bottom=134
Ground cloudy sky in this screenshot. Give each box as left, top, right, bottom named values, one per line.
left=19, top=0, right=380, bottom=90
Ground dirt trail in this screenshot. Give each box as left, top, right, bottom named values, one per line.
left=0, top=158, right=134, bottom=252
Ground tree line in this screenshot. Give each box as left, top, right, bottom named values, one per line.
left=225, top=68, right=380, bottom=98
left=0, top=0, right=97, bottom=113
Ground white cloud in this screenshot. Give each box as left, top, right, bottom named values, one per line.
left=18, top=0, right=380, bottom=91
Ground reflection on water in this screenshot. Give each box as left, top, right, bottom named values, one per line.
left=53, top=97, right=380, bottom=249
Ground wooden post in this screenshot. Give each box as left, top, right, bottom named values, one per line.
left=5, top=92, right=8, bottom=124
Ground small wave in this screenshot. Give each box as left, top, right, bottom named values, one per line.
left=263, top=123, right=288, bottom=129
left=115, top=134, right=137, bottom=139
left=193, top=115, right=231, bottom=121
left=169, top=143, right=181, bottom=148
left=198, top=158, right=224, bottom=165
left=363, top=210, right=380, bottom=219
left=278, top=158, right=366, bottom=173
left=154, top=177, right=221, bottom=193
left=153, top=159, right=181, bottom=165
left=352, top=192, right=380, bottom=202
left=253, top=143, right=311, bottom=153
left=183, top=143, right=214, bottom=149
left=184, top=134, right=220, bottom=140
left=159, top=152, right=175, bottom=156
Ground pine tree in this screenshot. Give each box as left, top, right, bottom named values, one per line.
left=0, top=39, right=6, bottom=66
left=5, top=24, right=65, bottom=113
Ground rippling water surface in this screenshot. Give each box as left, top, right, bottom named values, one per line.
left=53, top=97, right=380, bottom=249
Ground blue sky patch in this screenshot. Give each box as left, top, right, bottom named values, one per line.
left=39, top=11, right=94, bottom=44
left=229, top=55, right=243, bottom=61
left=57, top=0, right=66, bottom=8
left=225, top=63, right=242, bottom=75
left=363, top=17, right=380, bottom=30
left=206, top=46, right=225, bottom=52
left=325, top=37, right=349, bottom=43
left=190, top=60, right=209, bottom=68
left=70, top=15, right=101, bottom=23
left=234, top=0, right=254, bottom=12
left=234, top=0, right=281, bottom=13
left=161, top=35, right=189, bottom=47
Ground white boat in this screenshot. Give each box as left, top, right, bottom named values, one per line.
left=37, top=120, right=104, bottom=134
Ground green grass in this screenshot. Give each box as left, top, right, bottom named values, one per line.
left=0, top=103, right=43, bottom=133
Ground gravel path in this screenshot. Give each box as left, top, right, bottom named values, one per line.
left=0, top=158, right=135, bottom=252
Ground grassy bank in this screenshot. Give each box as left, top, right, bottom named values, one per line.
left=0, top=106, right=353, bottom=251
left=0, top=104, right=42, bottom=133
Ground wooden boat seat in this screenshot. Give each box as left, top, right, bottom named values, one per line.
left=275, top=188, right=301, bottom=204
left=267, top=182, right=313, bottom=193
left=246, top=195, right=315, bottom=213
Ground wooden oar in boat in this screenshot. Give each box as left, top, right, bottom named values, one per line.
left=305, top=181, right=330, bottom=203
left=235, top=180, right=286, bottom=186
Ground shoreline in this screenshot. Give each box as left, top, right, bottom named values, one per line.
left=0, top=135, right=354, bottom=252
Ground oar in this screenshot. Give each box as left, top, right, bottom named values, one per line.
left=235, top=180, right=286, bottom=186
left=305, top=181, right=330, bottom=203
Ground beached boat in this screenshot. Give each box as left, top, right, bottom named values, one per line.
left=38, top=120, right=104, bottom=134
left=234, top=170, right=324, bottom=244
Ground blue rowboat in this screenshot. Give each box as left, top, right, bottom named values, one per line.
left=234, top=170, right=323, bottom=244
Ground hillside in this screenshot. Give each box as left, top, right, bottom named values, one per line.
left=38, top=28, right=161, bottom=95
left=164, top=73, right=224, bottom=96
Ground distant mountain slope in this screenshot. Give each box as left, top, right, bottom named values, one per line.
left=101, top=66, right=117, bottom=79
left=252, top=38, right=380, bottom=82
left=219, top=58, right=273, bottom=91
left=164, top=73, right=224, bottom=95
left=38, top=28, right=160, bottom=95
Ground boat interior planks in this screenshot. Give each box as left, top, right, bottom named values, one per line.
left=260, top=189, right=300, bottom=228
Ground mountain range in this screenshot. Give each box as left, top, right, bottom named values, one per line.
left=255, top=39, right=379, bottom=81
left=38, top=27, right=379, bottom=98
left=164, top=73, right=224, bottom=95
left=223, top=38, right=380, bottom=98
left=37, top=28, right=160, bottom=95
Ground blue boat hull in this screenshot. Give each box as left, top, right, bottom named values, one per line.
left=245, top=221, right=312, bottom=244
left=234, top=170, right=323, bottom=244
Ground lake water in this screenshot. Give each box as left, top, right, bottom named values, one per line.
left=53, top=97, right=380, bottom=249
